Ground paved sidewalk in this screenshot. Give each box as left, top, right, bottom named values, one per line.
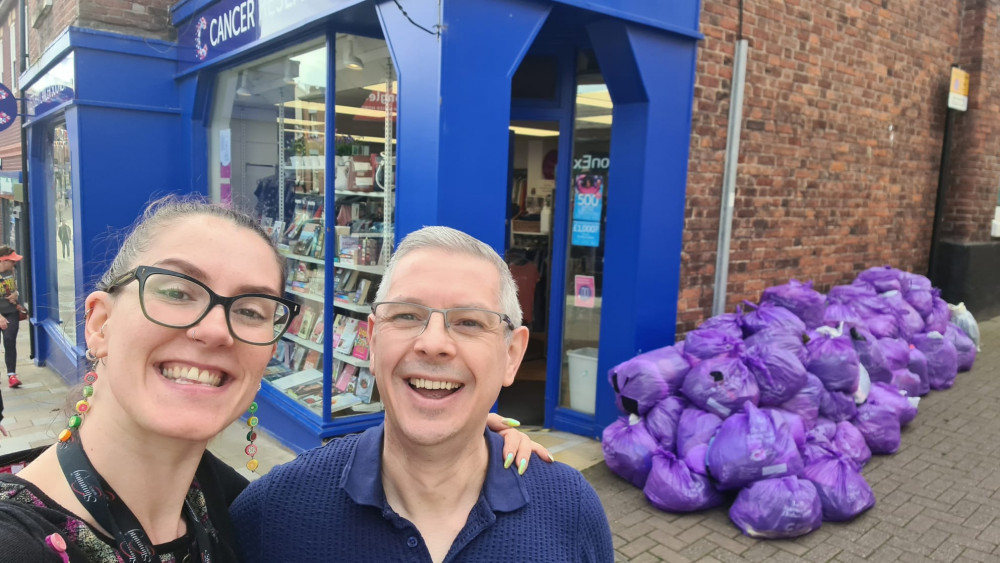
left=586, top=315, right=1000, bottom=562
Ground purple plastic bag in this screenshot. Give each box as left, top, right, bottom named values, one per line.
left=867, top=382, right=917, bottom=426
left=890, top=368, right=923, bottom=398
left=744, top=327, right=809, bottom=364
left=945, top=323, right=976, bottom=372
left=828, top=283, right=876, bottom=305
left=866, top=314, right=900, bottom=339
left=907, top=347, right=930, bottom=396
left=729, top=476, right=823, bottom=539
left=705, top=402, right=804, bottom=491
left=645, top=395, right=688, bottom=451
left=855, top=265, right=904, bottom=293
left=878, top=338, right=911, bottom=372
left=738, top=301, right=807, bottom=338
left=680, top=354, right=760, bottom=418
left=822, top=301, right=864, bottom=329
left=696, top=313, right=743, bottom=340
left=852, top=402, right=901, bottom=455
left=881, top=290, right=925, bottom=339
left=684, top=328, right=744, bottom=361
left=819, top=389, right=857, bottom=422
left=803, top=452, right=876, bottom=522
left=912, top=331, right=958, bottom=391
left=806, top=332, right=861, bottom=393
left=780, top=373, right=824, bottom=430
left=760, top=279, right=827, bottom=329
left=744, top=342, right=808, bottom=406
left=809, top=417, right=837, bottom=440
left=769, top=408, right=806, bottom=449
left=800, top=434, right=838, bottom=465
left=899, top=271, right=932, bottom=292
left=609, top=345, right=691, bottom=415
left=832, top=421, right=871, bottom=468
left=904, top=288, right=935, bottom=317
left=602, top=415, right=660, bottom=488
left=923, top=294, right=950, bottom=334
left=676, top=407, right=722, bottom=475
left=850, top=327, right=893, bottom=384
left=644, top=449, right=726, bottom=513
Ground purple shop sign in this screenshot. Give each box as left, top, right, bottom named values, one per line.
left=178, top=0, right=356, bottom=68
left=0, top=83, right=18, bottom=133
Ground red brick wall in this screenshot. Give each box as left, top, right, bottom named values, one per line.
left=27, top=0, right=78, bottom=65
left=939, top=2, right=1000, bottom=242
left=677, top=0, right=979, bottom=335
left=78, top=0, right=174, bottom=41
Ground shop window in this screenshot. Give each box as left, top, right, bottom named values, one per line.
left=49, top=120, right=75, bottom=342
left=560, top=51, right=612, bottom=415
left=208, top=34, right=396, bottom=422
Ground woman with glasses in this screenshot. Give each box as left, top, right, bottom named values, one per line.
left=0, top=196, right=547, bottom=562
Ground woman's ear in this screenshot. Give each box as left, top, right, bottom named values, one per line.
left=84, top=291, right=112, bottom=359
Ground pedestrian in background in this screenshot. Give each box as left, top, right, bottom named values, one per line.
left=0, top=246, right=24, bottom=389
left=57, top=220, right=71, bottom=259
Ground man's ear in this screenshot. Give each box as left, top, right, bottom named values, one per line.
left=502, top=326, right=530, bottom=387
left=367, top=314, right=377, bottom=375
left=84, top=291, right=112, bottom=359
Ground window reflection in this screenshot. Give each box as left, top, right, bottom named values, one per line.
left=51, top=121, right=75, bottom=342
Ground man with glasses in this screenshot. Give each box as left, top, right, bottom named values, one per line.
left=231, top=226, right=614, bottom=562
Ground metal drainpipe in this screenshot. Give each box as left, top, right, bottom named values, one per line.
left=711, top=38, right=749, bottom=317
left=17, top=0, right=34, bottom=359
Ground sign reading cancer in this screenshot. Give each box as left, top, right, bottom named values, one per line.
left=178, top=0, right=353, bottom=68
left=0, top=83, right=17, bottom=133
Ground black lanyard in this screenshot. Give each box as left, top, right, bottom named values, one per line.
left=56, top=435, right=216, bottom=563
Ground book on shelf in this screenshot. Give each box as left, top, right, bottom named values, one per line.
left=307, top=270, right=325, bottom=295
left=293, top=222, right=320, bottom=256
left=330, top=314, right=347, bottom=349
left=286, top=379, right=322, bottom=401
left=290, top=345, right=308, bottom=371
left=334, top=363, right=357, bottom=393
left=330, top=392, right=362, bottom=413
left=297, top=307, right=317, bottom=339
left=341, top=269, right=361, bottom=293
left=269, top=368, right=323, bottom=392
left=309, top=314, right=325, bottom=343
left=334, top=317, right=360, bottom=355
left=353, top=278, right=373, bottom=305
left=313, top=229, right=325, bottom=259
left=286, top=308, right=306, bottom=337
left=302, top=349, right=322, bottom=371
left=354, top=368, right=375, bottom=403
left=263, top=361, right=292, bottom=382
left=339, top=236, right=361, bottom=265
left=351, top=320, right=370, bottom=361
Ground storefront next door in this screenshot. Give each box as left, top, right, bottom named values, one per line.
left=502, top=50, right=612, bottom=433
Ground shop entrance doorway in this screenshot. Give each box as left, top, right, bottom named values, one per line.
left=497, top=121, right=559, bottom=426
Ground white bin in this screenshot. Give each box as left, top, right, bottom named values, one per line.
left=566, top=347, right=599, bottom=414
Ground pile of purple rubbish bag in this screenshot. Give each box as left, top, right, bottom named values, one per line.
left=602, top=266, right=981, bottom=539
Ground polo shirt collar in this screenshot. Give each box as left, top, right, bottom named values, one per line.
left=340, top=423, right=529, bottom=513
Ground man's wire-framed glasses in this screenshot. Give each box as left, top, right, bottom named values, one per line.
left=105, top=265, right=300, bottom=346
left=371, top=301, right=515, bottom=340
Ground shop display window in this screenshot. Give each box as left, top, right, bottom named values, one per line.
left=209, top=34, right=396, bottom=424
left=49, top=121, right=75, bottom=343
left=560, top=52, right=612, bottom=415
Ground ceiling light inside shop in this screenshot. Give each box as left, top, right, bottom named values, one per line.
left=576, top=115, right=613, bottom=125
left=236, top=72, right=251, bottom=97
left=343, top=38, right=364, bottom=71
left=509, top=125, right=559, bottom=137
left=334, top=105, right=390, bottom=118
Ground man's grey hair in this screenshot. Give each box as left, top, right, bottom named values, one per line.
left=374, top=226, right=523, bottom=329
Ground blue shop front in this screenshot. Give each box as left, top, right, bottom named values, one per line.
left=22, top=0, right=701, bottom=451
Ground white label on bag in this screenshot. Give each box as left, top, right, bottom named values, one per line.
left=706, top=397, right=731, bottom=417
left=761, top=463, right=787, bottom=476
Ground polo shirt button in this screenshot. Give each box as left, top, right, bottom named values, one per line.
left=407, top=536, right=418, bottom=548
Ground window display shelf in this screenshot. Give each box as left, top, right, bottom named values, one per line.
left=334, top=190, right=384, bottom=198
left=280, top=250, right=324, bottom=265
left=333, top=262, right=384, bottom=275
left=286, top=286, right=324, bottom=303
left=333, top=351, right=370, bottom=368
left=334, top=300, right=371, bottom=314
left=283, top=333, right=322, bottom=352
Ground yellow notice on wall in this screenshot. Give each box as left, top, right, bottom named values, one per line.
left=948, top=67, right=969, bottom=111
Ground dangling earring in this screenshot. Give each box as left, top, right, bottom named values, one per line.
left=245, top=387, right=260, bottom=471
left=58, top=351, right=99, bottom=443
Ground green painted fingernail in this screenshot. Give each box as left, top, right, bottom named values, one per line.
left=503, top=417, right=520, bottom=427
left=504, top=452, right=514, bottom=469
left=518, top=458, right=527, bottom=475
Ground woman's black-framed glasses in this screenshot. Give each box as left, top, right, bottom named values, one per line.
left=105, top=265, right=300, bottom=346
